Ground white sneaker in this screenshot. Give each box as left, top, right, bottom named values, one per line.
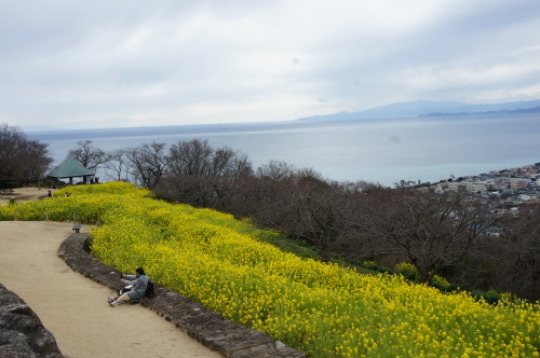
left=110, top=301, right=126, bottom=306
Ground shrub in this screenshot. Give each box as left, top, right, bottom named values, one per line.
left=395, top=262, right=420, bottom=281
left=430, top=274, right=456, bottom=292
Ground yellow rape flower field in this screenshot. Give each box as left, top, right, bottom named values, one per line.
left=1, top=182, right=538, bottom=358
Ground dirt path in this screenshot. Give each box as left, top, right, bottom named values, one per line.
left=0, top=221, right=222, bottom=358
left=0, top=186, right=52, bottom=205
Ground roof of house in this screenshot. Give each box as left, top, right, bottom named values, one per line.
left=46, top=157, right=94, bottom=178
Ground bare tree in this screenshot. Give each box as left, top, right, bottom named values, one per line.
left=210, top=147, right=236, bottom=177
left=126, top=142, right=169, bottom=189
left=0, top=123, right=52, bottom=187
left=20, top=140, right=52, bottom=185
left=256, top=160, right=295, bottom=181
left=68, top=140, right=106, bottom=171
left=485, top=204, right=540, bottom=299
left=104, top=149, right=131, bottom=182
left=155, top=139, right=253, bottom=208
left=245, top=168, right=353, bottom=261
left=286, top=177, right=350, bottom=261
left=168, top=139, right=213, bottom=176
left=364, top=190, right=497, bottom=282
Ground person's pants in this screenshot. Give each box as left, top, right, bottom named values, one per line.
left=115, top=292, right=131, bottom=303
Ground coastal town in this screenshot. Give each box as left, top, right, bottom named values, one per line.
left=430, top=162, right=540, bottom=207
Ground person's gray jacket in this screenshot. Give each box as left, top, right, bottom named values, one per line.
left=122, top=274, right=149, bottom=300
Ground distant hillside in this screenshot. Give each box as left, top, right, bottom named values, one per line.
left=420, top=105, right=540, bottom=117
left=297, top=99, right=540, bottom=122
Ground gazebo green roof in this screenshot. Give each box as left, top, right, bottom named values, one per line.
left=47, top=157, right=94, bottom=179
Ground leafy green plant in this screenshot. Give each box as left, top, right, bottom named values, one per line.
left=395, top=262, right=420, bottom=281
left=430, top=274, right=457, bottom=292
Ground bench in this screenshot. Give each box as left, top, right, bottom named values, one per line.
left=72, top=224, right=82, bottom=233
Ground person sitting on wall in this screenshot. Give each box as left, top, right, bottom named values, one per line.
left=108, top=267, right=149, bottom=306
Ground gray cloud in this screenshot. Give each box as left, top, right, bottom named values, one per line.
left=1, top=0, right=539, bottom=130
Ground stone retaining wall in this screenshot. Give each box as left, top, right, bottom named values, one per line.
left=58, top=233, right=306, bottom=358
left=0, top=283, right=64, bottom=358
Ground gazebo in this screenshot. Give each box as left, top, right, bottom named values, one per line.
left=46, top=157, right=95, bottom=185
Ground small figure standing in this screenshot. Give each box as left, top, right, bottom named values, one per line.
left=108, top=267, right=149, bottom=306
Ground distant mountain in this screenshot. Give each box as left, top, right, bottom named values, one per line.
left=296, top=99, right=540, bottom=122
left=421, top=105, right=540, bottom=117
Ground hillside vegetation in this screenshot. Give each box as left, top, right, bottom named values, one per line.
left=1, top=182, right=538, bottom=358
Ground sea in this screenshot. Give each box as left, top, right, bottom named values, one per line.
left=28, top=113, right=540, bottom=187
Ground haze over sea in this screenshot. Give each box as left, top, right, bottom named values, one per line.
left=29, top=113, right=540, bottom=187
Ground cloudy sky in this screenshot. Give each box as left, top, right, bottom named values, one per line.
left=2, top=0, right=540, bottom=130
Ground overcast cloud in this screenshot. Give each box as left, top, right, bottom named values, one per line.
left=1, top=0, right=540, bottom=130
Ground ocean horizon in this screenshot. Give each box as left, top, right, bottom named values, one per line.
left=29, top=113, right=540, bottom=187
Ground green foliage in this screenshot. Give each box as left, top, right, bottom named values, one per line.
left=395, top=262, right=421, bottom=281
left=257, top=233, right=322, bottom=260
left=471, top=289, right=503, bottom=305
left=430, top=274, right=457, bottom=293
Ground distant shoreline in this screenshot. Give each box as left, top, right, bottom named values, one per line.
left=28, top=113, right=540, bottom=187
